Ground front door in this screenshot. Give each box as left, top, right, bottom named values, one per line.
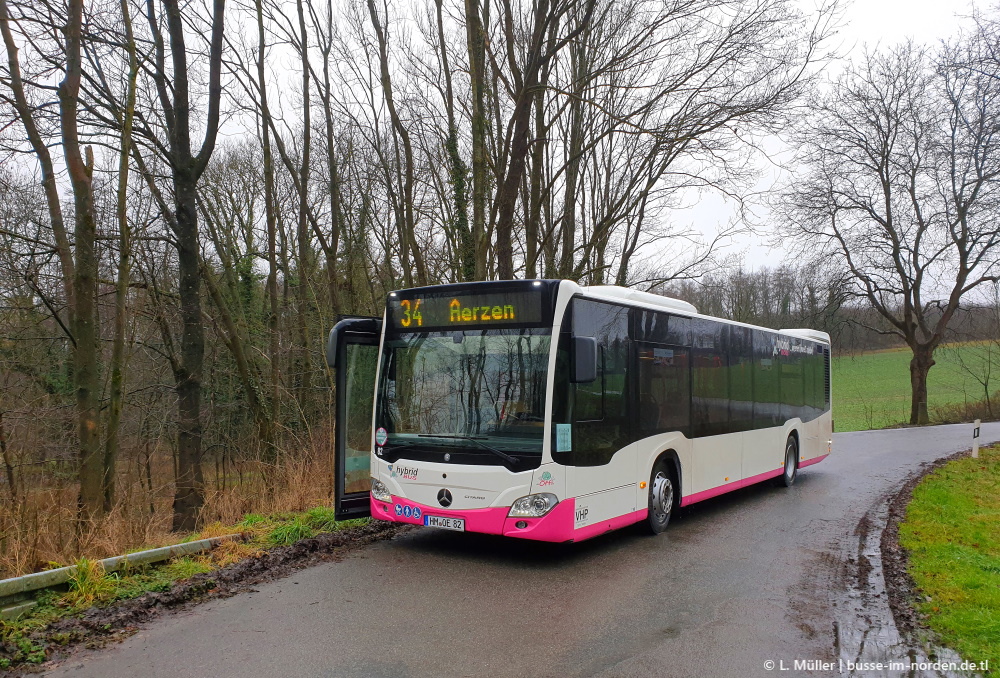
left=327, top=317, right=381, bottom=519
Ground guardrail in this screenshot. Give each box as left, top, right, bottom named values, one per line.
left=0, top=533, right=242, bottom=621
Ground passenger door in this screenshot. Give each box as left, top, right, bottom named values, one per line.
left=326, top=317, right=381, bottom=520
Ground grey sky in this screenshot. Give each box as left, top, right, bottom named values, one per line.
left=678, top=0, right=973, bottom=273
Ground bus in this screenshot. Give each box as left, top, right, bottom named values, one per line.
left=326, top=279, right=831, bottom=541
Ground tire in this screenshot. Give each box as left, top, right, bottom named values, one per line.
left=777, top=435, right=798, bottom=487
left=645, top=461, right=676, bottom=534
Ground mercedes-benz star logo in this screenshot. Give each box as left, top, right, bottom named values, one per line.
left=437, top=488, right=453, bottom=507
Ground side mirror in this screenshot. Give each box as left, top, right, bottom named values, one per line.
left=570, top=336, right=598, bottom=383
left=325, top=316, right=383, bottom=368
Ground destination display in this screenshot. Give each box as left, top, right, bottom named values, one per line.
left=387, top=289, right=544, bottom=330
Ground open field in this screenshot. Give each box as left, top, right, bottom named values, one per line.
left=898, top=444, right=1000, bottom=669
left=833, top=345, right=989, bottom=432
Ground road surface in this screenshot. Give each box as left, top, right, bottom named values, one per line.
left=45, top=422, right=1000, bottom=678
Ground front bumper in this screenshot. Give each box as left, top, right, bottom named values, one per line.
left=371, top=494, right=577, bottom=542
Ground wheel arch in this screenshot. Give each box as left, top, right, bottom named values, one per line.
left=786, top=428, right=801, bottom=467
left=652, top=448, right=682, bottom=497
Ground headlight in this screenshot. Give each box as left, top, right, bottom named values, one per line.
left=508, top=493, right=559, bottom=518
left=370, top=478, right=392, bottom=502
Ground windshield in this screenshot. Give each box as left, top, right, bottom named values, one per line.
left=375, top=328, right=551, bottom=469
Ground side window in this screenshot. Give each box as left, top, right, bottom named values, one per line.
left=635, top=310, right=690, bottom=345
left=823, top=346, right=831, bottom=410
left=802, top=343, right=827, bottom=421
left=638, top=343, right=690, bottom=435
left=753, top=330, right=780, bottom=429
left=552, top=298, right=630, bottom=466
left=691, top=319, right=729, bottom=437
left=780, top=339, right=806, bottom=421
left=729, top=326, right=754, bottom=433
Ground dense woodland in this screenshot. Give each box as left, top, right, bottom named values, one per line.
left=0, top=0, right=998, bottom=575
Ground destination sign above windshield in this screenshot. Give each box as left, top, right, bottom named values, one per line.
left=386, top=289, right=544, bottom=330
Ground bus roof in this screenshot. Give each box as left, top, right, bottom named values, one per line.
left=572, top=281, right=831, bottom=345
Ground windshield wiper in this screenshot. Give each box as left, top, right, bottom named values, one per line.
left=417, top=434, right=519, bottom=466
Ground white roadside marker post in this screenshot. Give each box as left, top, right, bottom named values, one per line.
left=972, top=418, right=981, bottom=459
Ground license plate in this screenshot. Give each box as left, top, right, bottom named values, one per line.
left=424, top=515, right=465, bottom=532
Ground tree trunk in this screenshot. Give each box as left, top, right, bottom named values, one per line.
left=58, top=0, right=103, bottom=522
left=367, top=0, right=426, bottom=286
left=104, top=0, right=139, bottom=513
left=256, top=0, right=281, bottom=452
left=464, top=0, right=488, bottom=280
left=433, top=0, right=472, bottom=281
left=0, top=412, right=17, bottom=503
left=172, top=177, right=205, bottom=531
left=294, top=0, right=314, bottom=415
left=909, top=347, right=935, bottom=425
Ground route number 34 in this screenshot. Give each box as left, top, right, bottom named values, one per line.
left=400, top=299, right=423, bottom=327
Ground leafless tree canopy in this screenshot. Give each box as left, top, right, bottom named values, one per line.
left=780, top=24, right=1000, bottom=424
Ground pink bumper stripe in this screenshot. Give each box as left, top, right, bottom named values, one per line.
left=372, top=494, right=580, bottom=542
left=571, top=508, right=648, bottom=542
left=372, top=495, right=648, bottom=543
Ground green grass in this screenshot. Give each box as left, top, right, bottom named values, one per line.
left=899, top=444, right=1000, bottom=668
left=833, top=345, right=984, bottom=432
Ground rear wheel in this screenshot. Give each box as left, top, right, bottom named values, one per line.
left=646, top=461, right=676, bottom=534
left=777, top=435, right=798, bottom=487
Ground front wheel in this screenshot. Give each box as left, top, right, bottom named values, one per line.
left=646, top=462, right=676, bottom=534
left=777, top=436, right=798, bottom=487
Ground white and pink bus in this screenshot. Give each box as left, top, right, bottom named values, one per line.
left=326, top=280, right=831, bottom=541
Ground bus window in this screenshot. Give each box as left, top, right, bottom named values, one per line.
left=780, top=339, right=806, bottom=422
left=729, top=326, right=754, bottom=433
left=552, top=299, right=630, bottom=466
left=753, top=329, right=781, bottom=428
left=691, top=318, right=729, bottom=437
left=638, top=343, right=690, bottom=435
left=635, top=310, right=690, bottom=346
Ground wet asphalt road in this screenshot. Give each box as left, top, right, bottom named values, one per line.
left=45, top=423, right=1000, bottom=678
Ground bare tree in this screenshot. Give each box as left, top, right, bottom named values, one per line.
left=138, top=0, right=228, bottom=530
left=782, top=36, right=1000, bottom=424
left=0, top=0, right=104, bottom=520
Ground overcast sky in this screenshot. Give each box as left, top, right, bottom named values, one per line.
left=680, top=0, right=975, bottom=273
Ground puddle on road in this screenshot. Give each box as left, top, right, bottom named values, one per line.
left=832, top=494, right=979, bottom=678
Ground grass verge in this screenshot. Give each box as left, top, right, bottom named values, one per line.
left=0, top=508, right=370, bottom=669
left=898, top=444, right=1000, bottom=669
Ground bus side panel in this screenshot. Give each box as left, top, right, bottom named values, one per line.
left=567, top=442, right=637, bottom=527
left=799, top=413, right=832, bottom=464
left=571, top=485, right=636, bottom=534
left=741, top=425, right=788, bottom=480
left=692, top=432, right=742, bottom=495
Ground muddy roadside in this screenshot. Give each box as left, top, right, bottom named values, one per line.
left=879, top=449, right=967, bottom=646
left=829, top=448, right=976, bottom=677
left=4, top=520, right=410, bottom=675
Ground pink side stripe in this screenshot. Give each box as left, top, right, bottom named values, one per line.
left=680, top=452, right=830, bottom=507
left=798, top=453, right=829, bottom=469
